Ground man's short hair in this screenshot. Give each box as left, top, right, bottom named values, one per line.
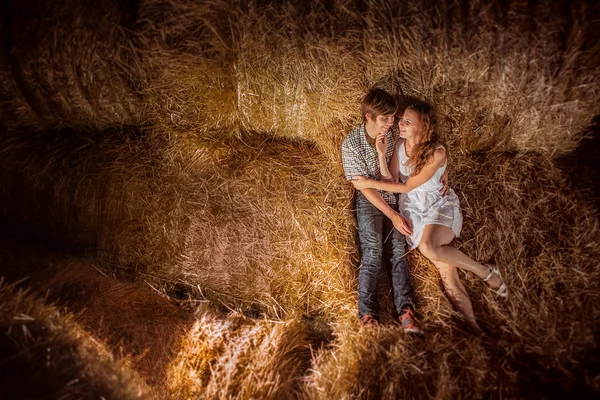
left=361, top=88, right=398, bottom=123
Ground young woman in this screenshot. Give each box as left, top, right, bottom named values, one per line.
left=352, top=100, right=507, bottom=334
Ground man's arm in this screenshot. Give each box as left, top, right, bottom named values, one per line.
left=375, top=134, right=394, bottom=182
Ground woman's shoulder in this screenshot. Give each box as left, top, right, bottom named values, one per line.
left=432, top=144, right=447, bottom=165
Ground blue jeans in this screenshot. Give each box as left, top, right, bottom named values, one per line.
left=355, top=192, right=414, bottom=319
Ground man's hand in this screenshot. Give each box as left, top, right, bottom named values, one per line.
left=440, top=170, right=449, bottom=196
left=375, top=133, right=387, bottom=156
left=351, top=176, right=372, bottom=190
left=391, top=213, right=413, bottom=236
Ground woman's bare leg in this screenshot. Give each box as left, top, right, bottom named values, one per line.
left=418, top=224, right=502, bottom=290
left=434, top=261, right=482, bottom=334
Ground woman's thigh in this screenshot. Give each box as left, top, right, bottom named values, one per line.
left=421, top=223, right=456, bottom=247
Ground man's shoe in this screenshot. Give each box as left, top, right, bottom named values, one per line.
left=360, top=314, right=379, bottom=327
left=399, top=309, right=424, bottom=336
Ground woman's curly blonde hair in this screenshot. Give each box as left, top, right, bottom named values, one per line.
left=403, top=100, right=445, bottom=176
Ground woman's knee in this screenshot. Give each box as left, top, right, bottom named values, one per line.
left=419, top=240, right=442, bottom=261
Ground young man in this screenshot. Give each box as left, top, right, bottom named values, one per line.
left=341, top=88, right=423, bottom=335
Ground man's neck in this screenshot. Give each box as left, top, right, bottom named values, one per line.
left=364, top=122, right=378, bottom=144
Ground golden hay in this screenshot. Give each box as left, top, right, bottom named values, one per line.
left=0, top=126, right=358, bottom=320
left=0, top=0, right=599, bottom=398
left=0, top=278, right=153, bottom=399
left=2, top=125, right=599, bottom=397
left=140, top=0, right=363, bottom=156
left=148, top=129, right=358, bottom=320
left=305, top=151, right=600, bottom=398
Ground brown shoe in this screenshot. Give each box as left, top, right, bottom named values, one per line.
left=360, top=314, right=379, bottom=327
left=399, top=309, right=424, bottom=337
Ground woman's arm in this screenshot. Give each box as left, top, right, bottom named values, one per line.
left=353, top=147, right=446, bottom=193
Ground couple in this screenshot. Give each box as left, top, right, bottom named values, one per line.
left=341, top=88, right=508, bottom=336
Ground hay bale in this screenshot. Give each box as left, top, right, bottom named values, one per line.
left=143, top=128, right=358, bottom=319
left=0, top=237, right=194, bottom=392
left=0, top=127, right=164, bottom=265
left=0, top=125, right=358, bottom=320
left=139, top=0, right=365, bottom=154
left=0, top=0, right=145, bottom=130
left=0, top=278, right=153, bottom=399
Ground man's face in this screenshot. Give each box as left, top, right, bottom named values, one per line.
left=367, top=113, right=395, bottom=135
left=398, top=109, right=421, bottom=140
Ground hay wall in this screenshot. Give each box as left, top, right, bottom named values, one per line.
left=0, top=126, right=357, bottom=320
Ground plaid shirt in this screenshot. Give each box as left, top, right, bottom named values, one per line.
left=342, top=123, right=398, bottom=205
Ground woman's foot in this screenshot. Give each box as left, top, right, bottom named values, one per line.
left=482, top=264, right=508, bottom=299
left=467, top=321, right=485, bottom=337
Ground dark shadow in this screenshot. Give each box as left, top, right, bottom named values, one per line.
left=555, top=115, right=600, bottom=212
left=0, top=235, right=194, bottom=390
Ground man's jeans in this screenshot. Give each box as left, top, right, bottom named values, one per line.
left=355, top=192, right=414, bottom=319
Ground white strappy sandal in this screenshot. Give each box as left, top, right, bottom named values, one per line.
left=483, top=263, right=508, bottom=300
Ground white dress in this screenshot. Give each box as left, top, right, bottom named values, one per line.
left=397, top=141, right=463, bottom=249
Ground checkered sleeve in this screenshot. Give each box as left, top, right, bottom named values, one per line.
left=342, top=139, right=368, bottom=180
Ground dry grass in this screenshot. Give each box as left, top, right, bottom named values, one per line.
left=0, top=0, right=599, bottom=398
left=166, top=313, right=310, bottom=399
left=140, top=0, right=364, bottom=158
left=139, top=0, right=599, bottom=157
left=150, top=130, right=358, bottom=320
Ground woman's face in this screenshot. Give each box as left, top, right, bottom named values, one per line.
left=398, top=108, right=421, bottom=141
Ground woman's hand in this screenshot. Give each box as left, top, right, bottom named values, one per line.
left=351, top=176, right=374, bottom=190
left=375, top=133, right=387, bottom=156
left=440, top=170, right=449, bottom=196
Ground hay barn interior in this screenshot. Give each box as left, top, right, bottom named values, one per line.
left=0, top=0, right=599, bottom=398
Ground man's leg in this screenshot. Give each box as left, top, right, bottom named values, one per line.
left=356, top=193, right=384, bottom=320
left=384, top=216, right=423, bottom=335
left=384, top=213, right=415, bottom=315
